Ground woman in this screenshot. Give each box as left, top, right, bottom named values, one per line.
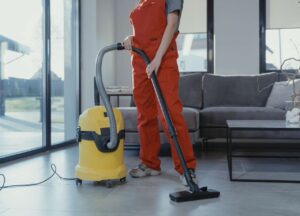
left=123, top=0, right=197, bottom=186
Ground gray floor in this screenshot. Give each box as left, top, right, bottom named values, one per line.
left=0, top=145, right=300, bottom=216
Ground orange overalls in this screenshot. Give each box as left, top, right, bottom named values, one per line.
left=130, top=0, right=196, bottom=174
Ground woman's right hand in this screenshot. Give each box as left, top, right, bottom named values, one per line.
left=123, top=35, right=133, bottom=50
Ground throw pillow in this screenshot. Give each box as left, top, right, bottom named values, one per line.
left=266, top=79, right=300, bottom=110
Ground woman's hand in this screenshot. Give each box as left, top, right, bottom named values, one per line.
left=123, top=35, right=133, bottom=50
left=146, top=56, right=162, bottom=78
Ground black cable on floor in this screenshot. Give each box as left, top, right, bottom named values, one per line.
left=0, top=164, right=76, bottom=191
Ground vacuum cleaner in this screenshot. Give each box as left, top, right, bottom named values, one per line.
left=75, top=44, right=127, bottom=188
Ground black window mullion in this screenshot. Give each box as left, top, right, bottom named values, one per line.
left=259, top=0, right=266, bottom=73
left=42, top=0, right=51, bottom=150
left=207, top=0, right=214, bottom=74
left=77, top=0, right=82, bottom=115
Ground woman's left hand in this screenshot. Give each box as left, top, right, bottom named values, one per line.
left=146, top=56, right=162, bottom=78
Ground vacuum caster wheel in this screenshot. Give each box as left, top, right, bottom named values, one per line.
left=76, top=179, right=82, bottom=186
left=120, top=177, right=126, bottom=184
left=105, top=180, right=113, bottom=188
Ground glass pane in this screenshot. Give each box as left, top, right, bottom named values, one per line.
left=51, top=0, right=78, bottom=144
left=266, top=29, right=300, bottom=70
left=176, top=33, right=207, bottom=72
left=0, top=0, right=44, bottom=157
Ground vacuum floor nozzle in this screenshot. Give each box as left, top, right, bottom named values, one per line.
left=169, top=188, right=220, bottom=202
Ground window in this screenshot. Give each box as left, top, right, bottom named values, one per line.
left=264, top=0, right=300, bottom=71
left=0, top=0, right=80, bottom=161
left=177, top=0, right=212, bottom=73
left=177, top=33, right=207, bottom=72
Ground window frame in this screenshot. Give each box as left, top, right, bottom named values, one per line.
left=259, top=0, right=267, bottom=73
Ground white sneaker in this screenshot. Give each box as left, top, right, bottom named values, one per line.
left=180, top=169, right=198, bottom=186
left=129, top=163, right=161, bottom=178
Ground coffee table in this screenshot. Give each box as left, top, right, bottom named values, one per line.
left=226, top=120, right=300, bottom=183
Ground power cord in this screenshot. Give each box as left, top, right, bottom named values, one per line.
left=0, top=164, right=76, bottom=191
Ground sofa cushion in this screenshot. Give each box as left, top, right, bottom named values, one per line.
left=200, top=106, right=285, bottom=127
left=266, top=79, right=300, bottom=110
left=202, top=73, right=278, bottom=108
left=119, top=107, right=200, bottom=132
left=178, top=73, right=203, bottom=109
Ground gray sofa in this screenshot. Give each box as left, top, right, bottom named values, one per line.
left=119, top=72, right=298, bottom=148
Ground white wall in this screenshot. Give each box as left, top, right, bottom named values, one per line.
left=214, top=0, right=260, bottom=75
left=81, top=0, right=116, bottom=111
left=115, top=0, right=136, bottom=87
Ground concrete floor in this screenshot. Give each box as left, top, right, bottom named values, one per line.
left=0, top=145, right=300, bottom=216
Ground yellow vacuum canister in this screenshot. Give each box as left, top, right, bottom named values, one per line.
left=75, top=106, right=127, bottom=187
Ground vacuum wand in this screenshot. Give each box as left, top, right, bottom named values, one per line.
left=118, top=43, right=220, bottom=202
